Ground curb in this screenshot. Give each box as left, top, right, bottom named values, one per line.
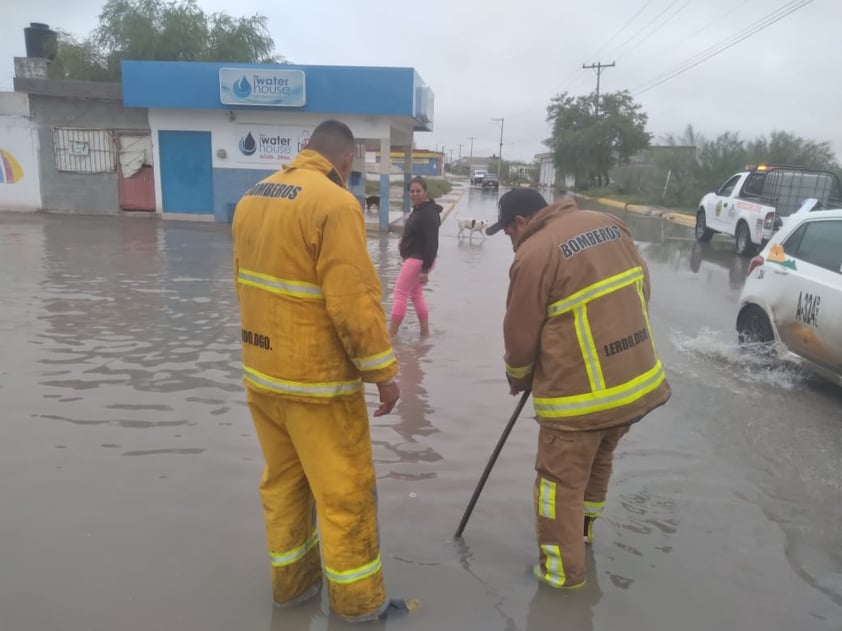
left=663, top=212, right=695, bottom=227
left=439, top=187, right=466, bottom=224
left=364, top=185, right=466, bottom=236
left=575, top=193, right=694, bottom=223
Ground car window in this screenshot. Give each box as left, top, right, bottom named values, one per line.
left=717, top=175, right=741, bottom=197
left=784, top=220, right=842, bottom=273
left=741, top=173, right=766, bottom=198
left=783, top=224, right=806, bottom=256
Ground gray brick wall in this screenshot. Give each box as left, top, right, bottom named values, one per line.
left=30, top=95, right=149, bottom=214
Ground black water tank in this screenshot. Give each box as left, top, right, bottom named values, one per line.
left=24, top=23, right=57, bottom=61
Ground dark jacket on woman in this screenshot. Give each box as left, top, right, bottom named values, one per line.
left=398, top=200, right=443, bottom=273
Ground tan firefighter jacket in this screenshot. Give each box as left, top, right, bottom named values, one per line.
left=504, top=200, right=671, bottom=430
left=232, top=150, right=397, bottom=402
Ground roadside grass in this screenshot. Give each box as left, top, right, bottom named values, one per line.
left=365, top=178, right=453, bottom=199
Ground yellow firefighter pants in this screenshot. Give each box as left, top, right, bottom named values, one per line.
left=533, top=423, right=631, bottom=588
left=246, top=389, right=387, bottom=622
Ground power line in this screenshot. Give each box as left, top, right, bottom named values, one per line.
left=553, top=1, right=651, bottom=96
left=690, top=0, right=759, bottom=40
left=603, top=0, right=689, bottom=60
left=635, top=0, right=811, bottom=87
left=518, top=0, right=655, bottom=113
left=633, top=0, right=815, bottom=96
left=582, top=0, right=653, bottom=69
left=633, top=0, right=758, bottom=69
left=583, top=62, right=616, bottom=117
left=634, top=0, right=813, bottom=94
left=619, top=0, right=693, bottom=59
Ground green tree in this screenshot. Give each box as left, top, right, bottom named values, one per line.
left=545, top=89, right=650, bottom=188
left=54, top=0, right=283, bottom=81
left=54, top=31, right=110, bottom=82
left=696, top=131, right=748, bottom=190
left=746, top=131, right=839, bottom=171
left=653, top=126, right=841, bottom=210
left=654, top=126, right=700, bottom=208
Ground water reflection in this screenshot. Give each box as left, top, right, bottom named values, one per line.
left=451, top=537, right=519, bottom=630
left=267, top=593, right=412, bottom=631
left=372, top=340, right=441, bottom=481
left=569, top=197, right=752, bottom=292
left=31, top=216, right=245, bottom=453
left=455, top=237, right=488, bottom=263
left=370, top=233, right=398, bottom=290
left=37, top=217, right=242, bottom=396
left=269, top=600, right=327, bottom=631
left=688, top=241, right=750, bottom=290
left=463, top=185, right=502, bottom=216
left=525, top=548, right=603, bottom=631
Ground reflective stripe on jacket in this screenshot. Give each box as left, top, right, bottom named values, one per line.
left=232, top=150, right=398, bottom=400
left=503, top=201, right=670, bottom=430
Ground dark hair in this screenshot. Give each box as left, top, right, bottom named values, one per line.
left=407, top=175, right=427, bottom=192
left=307, top=120, right=355, bottom=160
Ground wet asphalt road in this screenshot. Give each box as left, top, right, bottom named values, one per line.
left=0, top=186, right=840, bottom=631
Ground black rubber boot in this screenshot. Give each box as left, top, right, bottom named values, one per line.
left=584, top=516, right=596, bottom=544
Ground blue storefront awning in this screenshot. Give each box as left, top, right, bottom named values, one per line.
left=121, top=60, right=433, bottom=131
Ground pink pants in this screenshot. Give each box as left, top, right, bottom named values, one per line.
left=391, top=257, right=431, bottom=321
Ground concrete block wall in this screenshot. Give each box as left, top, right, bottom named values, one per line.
left=29, top=94, right=148, bottom=214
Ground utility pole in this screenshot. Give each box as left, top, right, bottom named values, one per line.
left=582, top=61, right=615, bottom=118
left=468, top=136, right=476, bottom=172
left=457, top=143, right=463, bottom=160
left=492, top=118, right=504, bottom=182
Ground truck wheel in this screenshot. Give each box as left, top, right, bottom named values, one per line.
left=695, top=209, right=714, bottom=242
left=735, top=221, right=755, bottom=257
left=737, top=305, right=774, bottom=347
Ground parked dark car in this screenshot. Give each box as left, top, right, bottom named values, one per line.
left=481, top=174, right=499, bottom=190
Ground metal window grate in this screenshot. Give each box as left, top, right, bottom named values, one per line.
left=53, top=128, right=116, bottom=174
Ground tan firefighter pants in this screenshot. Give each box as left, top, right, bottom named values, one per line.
left=246, top=389, right=388, bottom=622
left=533, top=423, right=632, bottom=588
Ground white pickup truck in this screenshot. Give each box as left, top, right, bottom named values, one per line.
left=694, top=164, right=842, bottom=256
left=471, top=168, right=488, bottom=185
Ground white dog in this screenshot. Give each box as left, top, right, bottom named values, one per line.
left=456, top=217, right=489, bottom=239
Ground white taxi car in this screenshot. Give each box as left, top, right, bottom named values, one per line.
left=736, top=206, right=842, bottom=386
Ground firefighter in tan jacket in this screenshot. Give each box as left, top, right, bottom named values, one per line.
left=485, top=188, right=671, bottom=589
left=232, top=120, right=415, bottom=622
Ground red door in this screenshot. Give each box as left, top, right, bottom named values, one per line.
left=117, top=134, right=156, bottom=211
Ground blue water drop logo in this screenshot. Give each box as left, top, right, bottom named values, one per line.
left=239, top=132, right=257, bottom=156
left=233, top=75, right=252, bottom=99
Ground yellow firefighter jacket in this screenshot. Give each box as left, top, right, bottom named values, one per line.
left=232, top=150, right=398, bottom=401
left=504, top=200, right=671, bottom=430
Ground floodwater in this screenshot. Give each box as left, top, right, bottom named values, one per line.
left=1, top=186, right=841, bottom=631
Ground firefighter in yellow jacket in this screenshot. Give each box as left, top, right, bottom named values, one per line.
left=232, top=120, right=414, bottom=622
left=485, top=188, right=671, bottom=589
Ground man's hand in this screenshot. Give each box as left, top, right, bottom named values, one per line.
left=374, top=380, right=400, bottom=416
left=419, top=272, right=429, bottom=285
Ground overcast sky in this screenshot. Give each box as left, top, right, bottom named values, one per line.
left=1, top=0, right=838, bottom=163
